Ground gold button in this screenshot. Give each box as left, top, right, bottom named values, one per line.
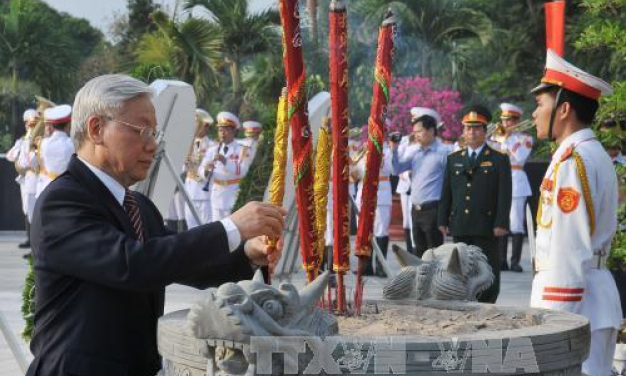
left=465, top=209, right=469, bottom=214
left=466, top=196, right=470, bottom=200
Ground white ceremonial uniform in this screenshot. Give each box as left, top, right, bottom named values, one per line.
left=6, top=137, right=28, bottom=215
left=348, top=139, right=362, bottom=198
left=15, top=135, right=38, bottom=221
left=396, top=136, right=419, bottom=230
left=238, top=138, right=258, bottom=162
left=36, top=130, right=74, bottom=198
left=184, top=136, right=216, bottom=228
left=354, top=145, right=393, bottom=237
left=199, top=140, right=250, bottom=221
left=530, top=128, right=622, bottom=376
left=491, top=132, right=534, bottom=233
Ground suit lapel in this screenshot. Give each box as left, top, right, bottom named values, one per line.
left=67, top=155, right=137, bottom=237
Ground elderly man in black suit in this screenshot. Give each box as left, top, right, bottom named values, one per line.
left=26, top=74, right=286, bottom=376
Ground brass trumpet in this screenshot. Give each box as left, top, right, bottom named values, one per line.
left=487, top=119, right=535, bottom=142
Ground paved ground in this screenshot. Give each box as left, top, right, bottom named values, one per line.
left=0, top=232, right=533, bottom=376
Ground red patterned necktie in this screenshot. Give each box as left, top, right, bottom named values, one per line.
left=123, top=189, right=144, bottom=242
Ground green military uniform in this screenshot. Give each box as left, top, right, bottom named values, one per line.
left=438, top=142, right=512, bottom=303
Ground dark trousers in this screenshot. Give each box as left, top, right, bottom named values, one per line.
left=411, top=203, right=443, bottom=257
left=453, top=235, right=500, bottom=304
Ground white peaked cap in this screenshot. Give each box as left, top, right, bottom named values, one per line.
left=531, top=49, right=613, bottom=100
left=242, top=121, right=262, bottom=132
left=44, top=104, right=72, bottom=124
left=23, top=109, right=40, bottom=122
left=410, top=107, right=441, bottom=125
left=216, top=111, right=241, bottom=129
left=500, top=103, right=523, bottom=118
left=196, top=108, right=214, bottom=124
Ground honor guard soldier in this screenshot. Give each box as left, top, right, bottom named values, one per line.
left=530, top=49, right=622, bottom=376
left=239, top=120, right=262, bottom=162
left=438, top=105, right=512, bottom=303
left=183, top=109, right=216, bottom=228
left=490, top=103, right=534, bottom=272
left=36, top=105, right=74, bottom=198
left=15, top=110, right=41, bottom=227
left=352, top=142, right=393, bottom=277
left=6, top=109, right=40, bottom=248
left=199, top=112, right=250, bottom=221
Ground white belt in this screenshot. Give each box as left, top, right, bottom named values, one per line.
left=534, top=249, right=609, bottom=272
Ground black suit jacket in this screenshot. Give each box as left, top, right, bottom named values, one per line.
left=437, top=145, right=512, bottom=237
left=26, top=156, right=254, bottom=376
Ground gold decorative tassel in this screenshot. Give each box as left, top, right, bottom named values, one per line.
left=313, top=117, right=333, bottom=274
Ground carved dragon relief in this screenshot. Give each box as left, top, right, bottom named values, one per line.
left=383, top=243, right=494, bottom=301
left=186, top=270, right=338, bottom=376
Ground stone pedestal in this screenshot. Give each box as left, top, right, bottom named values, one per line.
left=158, top=300, right=589, bottom=376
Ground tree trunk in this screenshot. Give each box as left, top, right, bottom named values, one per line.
left=229, top=56, right=243, bottom=112
left=10, top=60, right=19, bottom=138
left=421, top=51, right=431, bottom=78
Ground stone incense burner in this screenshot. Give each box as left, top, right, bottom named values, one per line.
left=158, top=267, right=589, bottom=375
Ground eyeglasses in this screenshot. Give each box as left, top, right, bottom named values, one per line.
left=106, top=116, right=161, bottom=143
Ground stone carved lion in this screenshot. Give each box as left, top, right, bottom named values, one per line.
left=186, top=270, right=338, bottom=376
left=383, top=243, right=494, bottom=301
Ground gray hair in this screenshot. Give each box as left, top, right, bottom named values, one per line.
left=71, top=74, right=154, bottom=150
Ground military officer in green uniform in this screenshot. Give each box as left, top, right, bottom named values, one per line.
left=438, top=105, right=512, bottom=303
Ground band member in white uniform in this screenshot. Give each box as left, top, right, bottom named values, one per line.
left=530, top=49, right=622, bottom=376
left=7, top=109, right=40, bottom=248
left=36, top=105, right=74, bottom=198
left=199, top=112, right=251, bottom=221
left=489, top=103, right=533, bottom=272
left=352, top=143, right=393, bottom=277
left=183, top=109, right=216, bottom=228
left=239, top=120, right=262, bottom=162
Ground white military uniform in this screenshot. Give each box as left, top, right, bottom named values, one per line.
left=396, top=135, right=418, bottom=230
left=15, top=134, right=39, bottom=221
left=36, top=130, right=74, bottom=197
left=6, top=136, right=29, bottom=216
left=348, top=138, right=362, bottom=199
left=199, top=140, right=250, bottom=221
left=240, top=121, right=262, bottom=162
left=353, top=145, right=393, bottom=237
left=184, top=136, right=217, bottom=228
left=530, top=129, right=622, bottom=375
left=491, top=131, right=533, bottom=233
left=36, top=105, right=74, bottom=198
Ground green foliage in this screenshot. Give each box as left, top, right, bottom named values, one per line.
left=136, top=11, right=223, bottom=104
left=607, top=201, right=626, bottom=271
left=596, top=81, right=626, bottom=124
left=233, top=135, right=275, bottom=211
left=182, top=0, right=281, bottom=111
left=0, top=132, right=14, bottom=152
left=574, top=0, right=625, bottom=80
left=21, top=256, right=35, bottom=341
left=129, top=63, right=172, bottom=84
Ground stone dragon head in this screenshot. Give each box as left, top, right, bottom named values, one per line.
left=187, top=270, right=338, bottom=376
left=383, top=243, right=494, bottom=301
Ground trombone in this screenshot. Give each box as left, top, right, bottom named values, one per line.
left=487, top=119, right=535, bottom=142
